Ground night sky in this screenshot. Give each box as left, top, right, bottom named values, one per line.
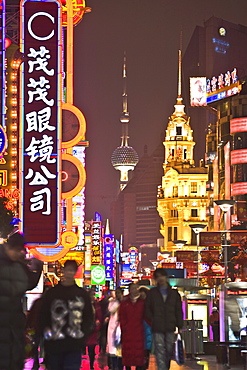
left=73, top=0, right=247, bottom=222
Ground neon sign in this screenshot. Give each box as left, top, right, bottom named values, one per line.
left=0, top=0, right=5, bottom=128
left=206, top=68, right=242, bottom=103
left=19, top=0, right=62, bottom=246
left=230, top=117, right=247, bottom=134
left=190, top=68, right=242, bottom=106
left=91, top=221, right=101, bottom=264
left=0, top=126, right=7, bottom=156
left=104, top=234, right=114, bottom=280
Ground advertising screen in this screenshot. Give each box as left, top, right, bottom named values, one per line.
left=190, top=77, right=207, bottom=106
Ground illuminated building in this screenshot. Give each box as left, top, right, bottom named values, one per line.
left=157, top=51, right=207, bottom=253
left=206, top=81, right=247, bottom=232
left=183, top=16, right=247, bottom=163
left=111, top=54, right=139, bottom=191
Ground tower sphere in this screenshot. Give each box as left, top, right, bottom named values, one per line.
left=111, top=146, right=139, bottom=169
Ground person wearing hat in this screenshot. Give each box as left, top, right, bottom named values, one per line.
left=0, top=232, right=43, bottom=370
left=145, top=268, right=183, bottom=370
left=210, top=307, right=220, bottom=341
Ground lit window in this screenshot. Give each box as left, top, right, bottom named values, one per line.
left=191, top=182, right=197, bottom=193
left=191, top=209, right=198, bottom=217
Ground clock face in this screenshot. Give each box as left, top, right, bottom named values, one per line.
left=62, top=109, right=80, bottom=143
left=219, top=27, right=226, bottom=36
left=62, top=159, right=80, bottom=193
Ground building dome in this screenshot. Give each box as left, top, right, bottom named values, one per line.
left=111, top=145, right=139, bottom=169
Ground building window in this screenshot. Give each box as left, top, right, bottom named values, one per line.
left=191, top=182, right=197, bottom=193
left=184, top=148, right=187, bottom=159
left=168, top=227, right=172, bottom=241
left=191, top=209, right=198, bottom=217
left=173, top=186, right=178, bottom=197
left=174, top=226, right=177, bottom=241
left=171, top=210, right=178, bottom=217
left=176, top=127, right=182, bottom=135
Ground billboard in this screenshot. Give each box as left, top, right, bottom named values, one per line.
left=206, top=68, right=242, bottom=104
left=190, top=77, right=207, bottom=106
left=191, top=68, right=242, bottom=106
left=19, top=0, right=62, bottom=246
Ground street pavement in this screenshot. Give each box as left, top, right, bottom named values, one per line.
left=24, top=354, right=246, bottom=370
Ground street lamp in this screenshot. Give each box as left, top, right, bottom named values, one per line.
left=214, top=200, right=235, bottom=282
left=189, top=224, right=207, bottom=286
left=150, top=260, right=159, bottom=270
left=172, top=240, right=187, bottom=249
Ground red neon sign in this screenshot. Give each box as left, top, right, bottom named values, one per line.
left=231, top=149, right=247, bottom=165
left=230, top=117, right=247, bottom=134
left=231, top=182, right=247, bottom=195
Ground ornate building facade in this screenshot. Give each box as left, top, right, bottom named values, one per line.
left=157, top=51, right=208, bottom=252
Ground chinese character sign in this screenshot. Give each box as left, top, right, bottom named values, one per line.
left=128, top=247, right=139, bottom=272
left=91, top=221, right=101, bottom=264
left=20, top=0, right=62, bottom=245
left=104, top=234, right=114, bottom=280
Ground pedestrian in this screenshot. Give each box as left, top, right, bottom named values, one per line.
left=119, top=283, right=145, bottom=370
left=86, top=289, right=102, bottom=370
left=99, top=289, right=111, bottom=352
left=139, top=286, right=152, bottom=370
left=107, top=287, right=123, bottom=370
left=0, top=232, right=43, bottom=370
left=26, top=285, right=52, bottom=370
left=209, top=307, right=220, bottom=342
left=145, top=268, right=183, bottom=370
left=40, top=260, right=94, bottom=370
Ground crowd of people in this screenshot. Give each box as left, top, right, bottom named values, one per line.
left=0, top=232, right=183, bottom=370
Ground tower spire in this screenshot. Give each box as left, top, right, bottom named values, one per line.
left=178, top=49, right=182, bottom=98
left=120, top=51, right=130, bottom=146
left=177, top=49, right=182, bottom=105
left=123, top=51, right=128, bottom=113
left=111, top=53, right=139, bottom=191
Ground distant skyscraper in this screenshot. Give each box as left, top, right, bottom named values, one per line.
left=183, top=16, right=247, bottom=163
left=111, top=54, right=138, bottom=191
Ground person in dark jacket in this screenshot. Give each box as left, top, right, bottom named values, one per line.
left=0, top=232, right=43, bottom=370
left=209, top=307, right=220, bottom=341
left=119, top=283, right=145, bottom=370
left=145, top=268, right=183, bottom=370
left=139, top=286, right=152, bottom=370
left=86, top=290, right=103, bottom=370
left=26, top=285, right=51, bottom=370
left=40, top=260, right=94, bottom=370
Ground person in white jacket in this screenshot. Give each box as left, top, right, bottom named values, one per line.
left=107, top=287, right=123, bottom=370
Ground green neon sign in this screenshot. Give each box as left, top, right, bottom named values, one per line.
left=91, top=265, right=106, bottom=285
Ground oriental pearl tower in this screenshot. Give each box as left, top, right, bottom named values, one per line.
left=111, top=54, right=139, bottom=191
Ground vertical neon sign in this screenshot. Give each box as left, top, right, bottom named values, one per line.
left=19, top=0, right=62, bottom=246
left=104, top=234, right=114, bottom=280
